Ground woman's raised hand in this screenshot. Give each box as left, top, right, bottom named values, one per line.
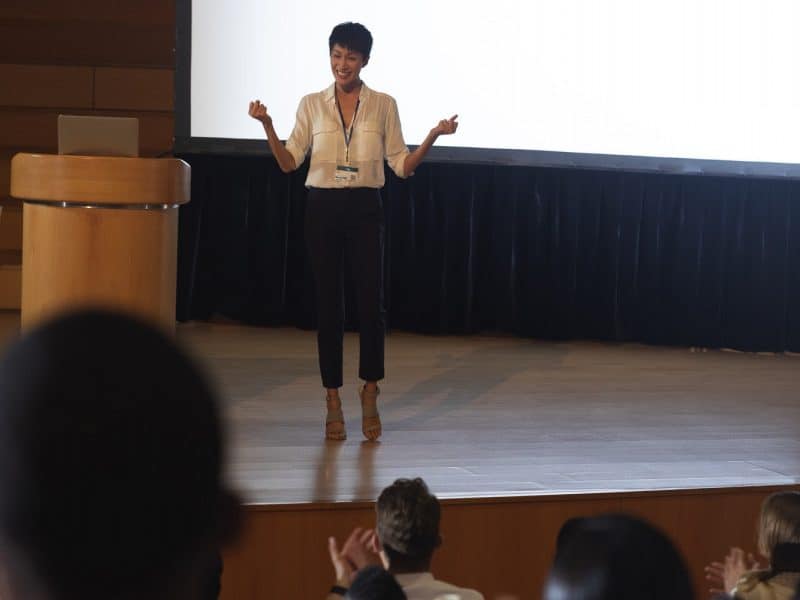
left=433, top=114, right=458, bottom=136
left=248, top=100, right=272, bottom=127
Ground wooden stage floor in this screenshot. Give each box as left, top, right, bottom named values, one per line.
left=174, top=321, right=800, bottom=506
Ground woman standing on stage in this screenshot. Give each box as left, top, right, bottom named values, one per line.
left=248, top=22, right=457, bottom=441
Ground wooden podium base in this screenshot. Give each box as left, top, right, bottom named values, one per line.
left=21, top=202, right=179, bottom=329
left=11, top=153, right=190, bottom=330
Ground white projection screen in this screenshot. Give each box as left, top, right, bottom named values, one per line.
left=175, top=0, right=800, bottom=178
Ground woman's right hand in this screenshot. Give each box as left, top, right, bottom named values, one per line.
left=248, top=100, right=272, bottom=127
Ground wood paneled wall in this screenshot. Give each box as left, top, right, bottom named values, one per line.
left=0, top=0, right=176, bottom=305
left=0, top=1, right=176, bottom=191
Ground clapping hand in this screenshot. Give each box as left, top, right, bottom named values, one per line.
left=248, top=100, right=272, bottom=127
left=328, top=527, right=384, bottom=587
left=340, top=527, right=384, bottom=570
left=704, top=547, right=760, bottom=596
left=328, top=535, right=357, bottom=587
left=432, top=114, right=458, bottom=136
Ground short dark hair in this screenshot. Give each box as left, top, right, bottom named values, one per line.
left=0, top=310, right=240, bottom=599
left=329, top=22, right=373, bottom=59
left=545, top=514, right=694, bottom=600
left=376, top=478, right=441, bottom=570
left=346, top=566, right=406, bottom=600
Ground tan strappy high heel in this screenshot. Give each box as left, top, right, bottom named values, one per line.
left=359, top=384, right=381, bottom=441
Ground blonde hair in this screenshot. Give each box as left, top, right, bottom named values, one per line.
left=757, top=491, right=800, bottom=558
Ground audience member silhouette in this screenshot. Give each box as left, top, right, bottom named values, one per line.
left=544, top=513, right=694, bottom=600
left=0, top=310, right=241, bottom=600
left=346, top=566, right=407, bottom=600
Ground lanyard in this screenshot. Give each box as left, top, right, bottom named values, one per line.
left=335, top=90, right=360, bottom=164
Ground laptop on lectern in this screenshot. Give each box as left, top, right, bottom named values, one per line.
left=57, top=115, right=140, bottom=157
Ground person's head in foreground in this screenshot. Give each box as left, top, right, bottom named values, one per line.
left=376, top=478, right=442, bottom=573
left=757, top=491, right=800, bottom=560
left=346, top=565, right=406, bottom=600
left=0, top=310, right=241, bottom=600
left=544, top=513, right=694, bottom=600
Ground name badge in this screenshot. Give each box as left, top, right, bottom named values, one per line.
left=334, top=164, right=359, bottom=184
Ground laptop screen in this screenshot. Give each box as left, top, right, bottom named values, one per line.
left=57, top=115, right=139, bottom=158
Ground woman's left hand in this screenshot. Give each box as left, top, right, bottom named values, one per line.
left=432, top=114, right=458, bottom=136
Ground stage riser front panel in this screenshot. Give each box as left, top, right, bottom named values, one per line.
left=221, top=485, right=790, bottom=600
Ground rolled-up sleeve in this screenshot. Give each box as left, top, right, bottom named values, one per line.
left=284, top=96, right=312, bottom=169
left=384, top=97, right=410, bottom=178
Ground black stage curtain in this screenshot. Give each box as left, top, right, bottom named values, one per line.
left=177, top=154, right=800, bottom=352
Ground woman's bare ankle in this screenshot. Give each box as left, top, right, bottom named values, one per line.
left=326, top=388, right=341, bottom=407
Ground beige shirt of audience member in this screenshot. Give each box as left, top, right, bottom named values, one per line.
left=394, top=572, right=485, bottom=600
left=284, top=83, right=411, bottom=189
left=732, top=570, right=800, bottom=600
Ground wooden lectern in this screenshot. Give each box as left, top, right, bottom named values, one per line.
left=10, top=154, right=190, bottom=330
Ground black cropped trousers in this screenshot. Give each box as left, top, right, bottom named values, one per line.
left=305, top=187, right=386, bottom=389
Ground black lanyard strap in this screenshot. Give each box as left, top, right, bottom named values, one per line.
left=335, top=90, right=361, bottom=163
